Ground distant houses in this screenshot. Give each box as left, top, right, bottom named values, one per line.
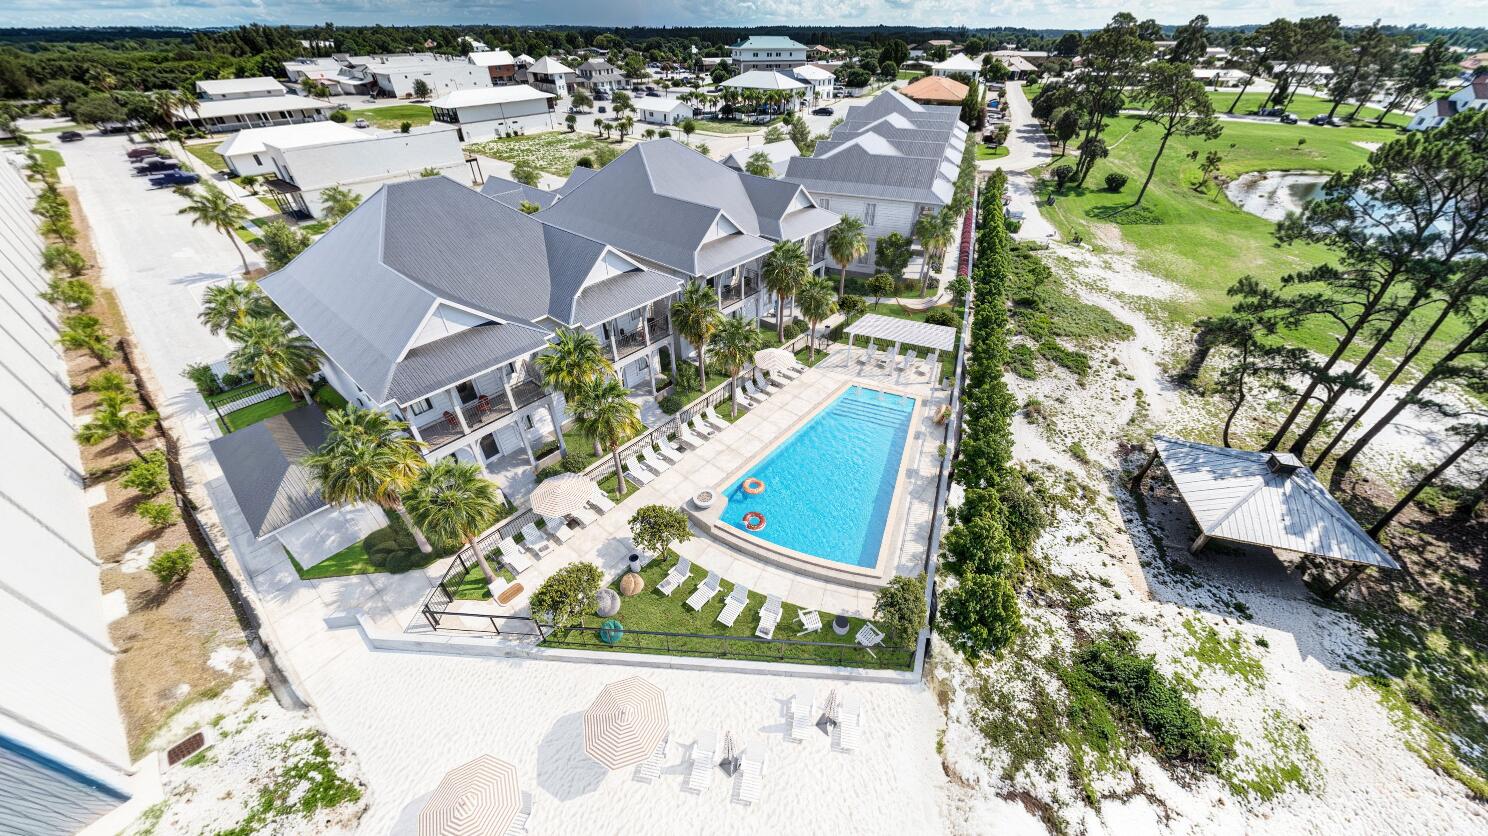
left=524, top=57, right=577, bottom=97
left=1407, top=81, right=1488, bottom=131
left=575, top=58, right=627, bottom=95
left=175, top=77, right=334, bottom=133
left=429, top=85, right=556, bottom=141
left=467, top=50, right=520, bottom=86
left=634, top=97, right=694, bottom=126
left=253, top=126, right=469, bottom=219
left=930, top=54, right=982, bottom=83
left=730, top=36, right=810, bottom=73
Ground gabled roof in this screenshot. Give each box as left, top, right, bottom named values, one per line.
left=932, top=54, right=982, bottom=73
left=528, top=56, right=574, bottom=75
left=428, top=84, right=552, bottom=109
left=901, top=74, right=969, bottom=104
left=176, top=95, right=332, bottom=120
left=216, top=122, right=367, bottom=158
left=722, top=70, right=808, bottom=91
left=732, top=36, right=807, bottom=50
left=1151, top=436, right=1400, bottom=569
left=723, top=139, right=800, bottom=176
left=195, top=77, right=286, bottom=97
left=790, top=65, right=835, bottom=81
left=479, top=175, right=558, bottom=210
left=209, top=405, right=329, bottom=537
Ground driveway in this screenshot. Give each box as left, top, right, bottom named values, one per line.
left=980, top=81, right=1052, bottom=174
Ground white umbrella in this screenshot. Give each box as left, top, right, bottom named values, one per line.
left=753, top=347, right=795, bottom=372
left=528, top=472, right=594, bottom=517
left=584, top=676, right=669, bottom=770
left=419, top=755, right=521, bottom=836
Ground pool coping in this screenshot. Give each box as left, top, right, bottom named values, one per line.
left=687, top=379, right=923, bottom=590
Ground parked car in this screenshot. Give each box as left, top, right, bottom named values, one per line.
left=125, top=146, right=158, bottom=160
left=353, top=118, right=370, bottom=128
left=59, top=131, right=84, bottom=142
left=149, top=171, right=199, bottom=188
left=1279, top=112, right=1299, bottom=124
left=134, top=159, right=180, bottom=174
left=644, top=85, right=657, bottom=93
left=334, top=103, right=351, bottom=111
left=1258, top=107, right=1284, bottom=117
left=594, top=91, right=609, bottom=100
left=811, top=107, right=834, bottom=116
left=1307, top=114, right=1341, bottom=126
left=597, top=105, right=607, bottom=113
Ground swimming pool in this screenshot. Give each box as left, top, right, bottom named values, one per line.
left=721, top=386, right=916, bottom=567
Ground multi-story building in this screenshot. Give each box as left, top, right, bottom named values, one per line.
left=174, top=80, right=335, bottom=134
left=356, top=54, right=493, bottom=98
left=195, top=77, right=288, bottom=100
left=1407, top=80, right=1488, bottom=131
left=574, top=58, right=626, bottom=95
left=782, top=91, right=967, bottom=276
left=467, top=50, right=519, bottom=85
left=253, top=127, right=471, bottom=219
left=729, top=36, right=809, bottom=73
left=525, top=57, right=577, bottom=98
left=429, top=84, right=556, bottom=141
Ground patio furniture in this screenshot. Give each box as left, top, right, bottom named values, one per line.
left=619, top=573, right=645, bottom=596
left=755, top=594, right=782, bottom=639
left=571, top=506, right=599, bottom=527
left=832, top=614, right=850, bottom=636
left=756, top=370, right=784, bottom=392
left=589, top=487, right=616, bottom=513
left=496, top=582, right=525, bottom=606
left=655, top=437, right=688, bottom=462
left=519, top=523, right=553, bottom=557
left=420, top=755, right=522, bottom=836
left=716, top=583, right=750, bottom=627
left=642, top=452, right=672, bottom=475
left=855, top=622, right=885, bottom=657
left=687, top=732, right=717, bottom=791
left=677, top=424, right=708, bottom=450
left=856, top=342, right=876, bottom=365
left=796, top=608, right=822, bottom=635
left=542, top=515, right=576, bottom=544
left=788, top=687, right=814, bottom=742
left=634, top=734, right=669, bottom=784
left=685, top=571, right=721, bottom=610
left=442, top=410, right=460, bottom=430
left=477, top=394, right=493, bottom=414
left=692, top=489, right=716, bottom=511
left=700, top=408, right=730, bottom=432
left=497, top=537, right=533, bottom=573
left=622, top=456, right=656, bottom=485
left=595, top=588, right=620, bottom=617
left=735, top=750, right=765, bottom=805
left=507, top=791, right=534, bottom=835
left=836, top=694, right=863, bottom=753
left=599, top=619, right=624, bottom=644
left=657, top=558, right=692, bottom=596
left=898, top=349, right=918, bottom=374
left=919, top=351, right=939, bottom=381
left=877, top=347, right=896, bottom=369
left=585, top=676, right=669, bottom=770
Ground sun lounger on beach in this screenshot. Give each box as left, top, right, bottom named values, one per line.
left=716, top=583, right=750, bottom=627
left=788, top=687, right=814, bottom=742
left=688, top=732, right=717, bottom=791
left=735, top=749, right=765, bottom=805
left=508, top=790, right=534, bottom=834
left=685, top=571, right=721, bottom=611
left=855, top=622, right=886, bottom=657
left=635, top=733, right=668, bottom=784
left=657, top=557, right=692, bottom=596
left=796, top=608, right=822, bottom=635
left=623, top=455, right=656, bottom=485
left=588, top=488, right=616, bottom=513
left=755, top=595, right=782, bottom=639
left=542, top=515, right=576, bottom=544
left=497, top=536, right=533, bottom=573
left=836, top=694, right=863, bottom=753
left=519, top=523, right=553, bottom=557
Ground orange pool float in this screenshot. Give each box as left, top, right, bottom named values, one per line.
left=742, top=511, right=766, bottom=531
left=742, top=477, right=765, bottom=495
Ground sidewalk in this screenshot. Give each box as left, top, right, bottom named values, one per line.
left=979, top=80, right=1052, bottom=174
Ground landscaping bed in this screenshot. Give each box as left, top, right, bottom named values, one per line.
left=344, top=104, right=433, bottom=129
left=465, top=132, right=630, bottom=176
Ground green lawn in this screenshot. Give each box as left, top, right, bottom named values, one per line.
left=449, top=559, right=517, bottom=599
left=1208, top=90, right=1408, bottom=128
left=977, top=144, right=1011, bottom=160
left=344, top=104, right=434, bottom=129
left=33, top=148, right=63, bottom=176
left=184, top=142, right=227, bottom=171
left=218, top=393, right=298, bottom=433
left=466, top=132, right=629, bottom=176
left=540, top=553, right=914, bottom=669
left=290, top=510, right=449, bottom=580
left=692, top=119, right=768, bottom=135
left=206, top=381, right=270, bottom=408
left=897, top=70, right=925, bottom=81
left=1034, top=115, right=1466, bottom=368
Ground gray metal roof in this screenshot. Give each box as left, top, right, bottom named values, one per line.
left=479, top=175, right=558, bottom=210
left=386, top=321, right=552, bottom=405
left=572, top=270, right=681, bottom=327
left=555, top=166, right=598, bottom=197
left=209, top=405, right=329, bottom=537
left=785, top=144, right=956, bottom=206
left=844, top=313, right=957, bottom=351
left=1152, top=435, right=1400, bottom=569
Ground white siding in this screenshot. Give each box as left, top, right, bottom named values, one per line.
left=270, top=130, right=469, bottom=217
left=445, top=97, right=555, bottom=140
left=373, top=63, right=491, bottom=98
left=811, top=193, right=920, bottom=269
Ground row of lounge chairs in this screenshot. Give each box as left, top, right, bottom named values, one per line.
left=856, top=343, right=939, bottom=380
left=494, top=487, right=615, bottom=574
left=788, top=688, right=865, bottom=753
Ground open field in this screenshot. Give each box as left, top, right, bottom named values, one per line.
left=1034, top=115, right=1468, bottom=368
left=465, top=131, right=631, bottom=175
left=183, top=141, right=226, bottom=171
left=344, top=104, right=433, bottom=129
left=691, top=118, right=769, bottom=135
left=1207, top=90, right=1409, bottom=127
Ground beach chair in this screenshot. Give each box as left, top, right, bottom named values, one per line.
left=497, top=536, right=533, bottom=574
left=836, top=694, right=863, bottom=753
left=919, top=351, right=939, bottom=381
left=744, top=379, right=769, bottom=402
left=519, top=522, right=553, bottom=557
left=677, top=424, right=708, bottom=450
left=755, top=595, right=782, bottom=639
left=731, top=388, right=758, bottom=410
left=687, top=732, right=716, bottom=792
left=685, top=571, right=721, bottom=611
left=656, top=557, right=692, bottom=596
left=623, top=455, right=656, bottom=485
left=757, top=370, right=784, bottom=392
left=898, top=349, right=917, bottom=374
left=542, top=515, right=576, bottom=544
left=700, top=407, right=730, bottom=433
left=796, top=608, right=822, bottom=635
left=588, top=487, right=616, bottom=513
left=571, top=505, right=599, bottom=527
left=642, top=451, right=672, bottom=476
left=735, top=750, right=765, bottom=805
left=788, top=687, right=814, bottom=742
left=716, top=583, right=750, bottom=627
left=507, top=790, right=534, bottom=834
left=856, top=343, right=876, bottom=366
left=651, top=437, right=685, bottom=464
left=686, top=416, right=717, bottom=439
left=635, top=734, right=668, bottom=784
left=855, top=622, right=886, bottom=657
left=877, top=346, right=897, bottom=369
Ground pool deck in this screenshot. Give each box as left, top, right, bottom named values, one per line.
left=399, top=344, right=950, bottom=630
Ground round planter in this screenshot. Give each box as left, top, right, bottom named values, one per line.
left=832, top=615, right=851, bottom=636
left=627, top=553, right=642, bottom=573
left=595, top=588, right=621, bottom=617
left=619, top=573, right=645, bottom=597
left=693, top=490, right=716, bottom=511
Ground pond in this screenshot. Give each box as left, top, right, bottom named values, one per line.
left=1224, top=170, right=1330, bottom=222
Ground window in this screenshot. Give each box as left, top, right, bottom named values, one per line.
left=252, top=154, right=261, bottom=166
left=863, top=203, right=877, bottom=226
left=819, top=198, right=830, bottom=210
left=409, top=398, right=433, bottom=416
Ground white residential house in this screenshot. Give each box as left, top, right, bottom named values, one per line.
left=256, top=127, right=470, bottom=218
left=174, top=93, right=335, bottom=134
left=429, top=85, right=556, bottom=141
left=931, top=53, right=982, bottom=83
left=467, top=50, right=519, bottom=85
left=789, top=64, right=837, bottom=102
left=1407, top=80, right=1488, bottom=130
left=356, top=54, right=493, bottom=98
left=525, top=57, right=576, bottom=97
left=721, top=70, right=812, bottom=110
left=194, top=76, right=287, bottom=100
left=730, top=36, right=809, bottom=73
left=634, top=97, right=694, bottom=125
left=574, top=58, right=626, bottom=94
left=723, top=139, right=800, bottom=177
left=214, top=121, right=369, bottom=177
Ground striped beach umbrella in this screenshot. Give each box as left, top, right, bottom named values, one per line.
left=753, top=347, right=796, bottom=371
left=584, top=676, right=668, bottom=770
left=529, top=472, right=594, bottom=517
left=418, top=755, right=520, bottom=836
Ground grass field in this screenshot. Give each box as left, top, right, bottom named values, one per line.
left=217, top=392, right=298, bottom=433
left=344, top=104, right=433, bottom=129
left=691, top=119, right=769, bottom=135
left=977, top=144, right=1010, bottom=160
left=183, top=142, right=227, bottom=171
left=1207, top=90, right=1408, bottom=128
left=1036, top=114, right=1468, bottom=368
left=465, top=131, right=631, bottom=175
left=33, top=148, right=64, bottom=176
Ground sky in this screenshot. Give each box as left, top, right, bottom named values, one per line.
left=2, top=0, right=1479, bottom=32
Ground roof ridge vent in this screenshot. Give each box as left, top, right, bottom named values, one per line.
left=1266, top=452, right=1303, bottom=476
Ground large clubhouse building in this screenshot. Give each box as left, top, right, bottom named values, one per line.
left=260, top=140, right=838, bottom=475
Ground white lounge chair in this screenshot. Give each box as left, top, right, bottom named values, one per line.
left=877, top=347, right=897, bottom=369
left=757, top=370, right=784, bottom=392
left=716, top=583, right=750, bottom=627
left=519, top=522, right=553, bottom=557
left=788, top=687, right=814, bottom=742
left=856, top=622, right=886, bottom=657
left=836, top=694, right=863, bottom=753
left=588, top=487, right=616, bottom=513
left=744, top=380, right=769, bottom=402
left=656, top=557, right=692, bottom=596
left=730, top=388, right=757, bottom=410
left=497, top=537, right=533, bottom=573
left=677, top=424, right=708, bottom=450
left=687, top=731, right=716, bottom=792
left=700, top=407, right=730, bottom=432
left=652, top=438, right=685, bottom=464
left=622, top=456, right=656, bottom=485
left=635, top=733, right=668, bottom=784
left=507, top=790, right=533, bottom=834
left=571, top=506, right=599, bottom=527
left=796, top=608, right=822, bottom=635
left=542, top=515, right=576, bottom=544
left=898, top=349, right=917, bottom=373
left=856, top=343, right=876, bottom=365
left=755, top=594, right=782, bottom=639
left=685, top=571, right=721, bottom=611
left=919, top=351, right=939, bottom=381
left=642, top=451, right=671, bottom=476
left=735, top=750, right=765, bottom=805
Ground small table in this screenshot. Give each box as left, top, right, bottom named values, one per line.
left=496, top=582, right=524, bottom=606
left=832, top=615, right=850, bottom=636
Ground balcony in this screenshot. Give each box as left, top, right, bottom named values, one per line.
left=719, top=282, right=743, bottom=307
left=510, top=379, right=547, bottom=408
left=613, top=328, right=649, bottom=360
left=460, top=392, right=515, bottom=433
left=647, top=316, right=671, bottom=343
left=415, top=411, right=466, bottom=449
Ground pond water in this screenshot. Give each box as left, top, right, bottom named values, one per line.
left=1225, top=170, right=1330, bottom=222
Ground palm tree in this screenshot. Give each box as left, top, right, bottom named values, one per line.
left=670, top=281, right=723, bottom=388
left=227, top=316, right=322, bottom=400
left=319, top=186, right=362, bottom=223
left=913, top=209, right=955, bottom=293
left=571, top=376, right=643, bottom=496
left=796, top=276, right=838, bottom=361
left=712, top=316, right=761, bottom=416
left=403, top=459, right=505, bottom=585
left=75, top=390, right=155, bottom=460
left=200, top=280, right=272, bottom=334
left=826, top=216, right=868, bottom=297
left=761, top=240, right=809, bottom=342
left=302, top=405, right=433, bottom=552
left=534, top=327, right=614, bottom=455
left=178, top=184, right=252, bottom=275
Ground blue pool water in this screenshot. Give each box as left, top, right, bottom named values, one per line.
left=723, top=386, right=915, bottom=567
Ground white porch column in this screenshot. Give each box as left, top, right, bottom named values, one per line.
left=447, top=388, right=470, bottom=434
left=544, top=394, right=567, bottom=455
left=515, top=412, right=537, bottom=467
left=647, top=352, right=659, bottom=395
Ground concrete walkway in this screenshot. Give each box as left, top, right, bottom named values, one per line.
left=979, top=80, right=1052, bottom=174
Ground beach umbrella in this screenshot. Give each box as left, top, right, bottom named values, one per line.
left=418, top=755, right=521, bottom=836
left=529, top=472, right=593, bottom=517
left=719, top=731, right=740, bottom=776
left=753, top=347, right=795, bottom=372
left=584, top=676, right=669, bottom=770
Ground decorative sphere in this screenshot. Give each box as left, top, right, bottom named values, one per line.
left=595, top=588, right=621, bottom=616
left=619, top=573, right=645, bottom=597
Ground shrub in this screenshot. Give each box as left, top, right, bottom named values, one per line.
left=42, top=244, right=86, bottom=276
left=874, top=574, right=927, bottom=645
left=658, top=393, right=685, bottom=414
left=938, top=573, right=1021, bottom=656
left=1007, top=343, right=1037, bottom=378
left=534, top=464, right=564, bottom=482
left=181, top=362, right=222, bottom=397
left=41, top=277, right=93, bottom=308
left=219, top=372, right=243, bottom=389
left=1038, top=339, right=1090, bottom=376
left=999, top=478, right=1048, bottom=555
left=575, top=156, right=594, bottom=169
left=628, top=504, right=692, bottom=559
left=148, top=544, right=195, bottom=585
left=923, top=308, right=957, bottom=328
left=530, top=561, right=602, bottom=626
left=940, top=509, right=1018, bottom=578
left=121, top=451, right=170, bottom=496
left=560, top=451, right=595, bottom=473
left=1105, top=172, right=1129, bottom=192
left=1052, top=164, right=1075, bottom=191
left=137, top=500, right=178, bottom=528
left=399, top=121, right=412, bottom=133
left=328, top=110, right=348, bottom=123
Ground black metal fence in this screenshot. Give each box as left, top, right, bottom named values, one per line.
left=422, top=552, right=548, bottom=636
left=538, top=624, right=916, bottom=671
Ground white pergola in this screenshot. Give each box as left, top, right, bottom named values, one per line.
left=844, top=313, right=957, bottom=385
